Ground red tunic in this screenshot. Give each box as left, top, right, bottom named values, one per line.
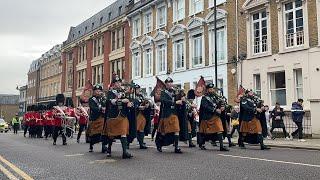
left=44, top=110, right=54, bottom=126
left=23, top=112, right=30, bottom=126
left=34, top=112, right=43, bottom=126
left=29, top=112, right=36, bottom=127
left=76, top=107, right=89, bottom=125
left=52, top=106, right=76, bottom=127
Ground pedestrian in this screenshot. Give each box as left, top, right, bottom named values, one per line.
left=258, top=101, right=268, bottom=138
left=291, top=99, right=306, bottom=142
left=270, top=102, right=289, bottom=140
left=264, top=105, right=272, bottom=139
left=12, top=113, right=20, bottom=134
left=230, top=106, right=240, bottom=138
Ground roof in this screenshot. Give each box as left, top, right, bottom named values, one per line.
left=63, top=0, right=131, bottom=46
left=127, top=0, right=156, bottom=16
left=39, top=44, right=62, bottom=66
left=0, top=95, right=19, bottom=105
left=28, top=59, right=40, bottom=74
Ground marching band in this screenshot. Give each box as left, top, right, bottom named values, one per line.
left=21, top=75, right=271, bottom=159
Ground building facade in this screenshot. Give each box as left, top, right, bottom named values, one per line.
left=61, top=0, right=131, bottom=106
left=18, top=85, right=27, bottom=116
left=38, top=45, right=62, bottom=105
left=127, top=0, right=237, bottom=101
left=0, top=95, right=19, bottom=122
left=238, top=0, right=320, bottom=136
left=27, top=60, right=40, bottom=105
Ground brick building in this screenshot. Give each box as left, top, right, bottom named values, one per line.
left=18, top=85, right=27, bottom=116
left=38, top=44, right=62, bottom=105
left=27, top=60, right=40, bottom=105
left=0, top=95, right=19, bottom=123
left=61, top=0, right=131, bottom=106
left=127, top=0, right=238, bottom=102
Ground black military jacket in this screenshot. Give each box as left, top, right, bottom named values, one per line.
left=89, top=96, right=103, bottom=121
left=239, top=96, right=256, bottom=122
left=106, top=89, right=129, bottom=118
left=160, top=89, right=177, bottom=118
left=199, top=94, right=219, bottom=121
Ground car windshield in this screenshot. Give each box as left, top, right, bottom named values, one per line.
left=0, top=119, right=5, bottom=123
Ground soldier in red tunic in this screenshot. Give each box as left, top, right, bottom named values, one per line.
left=76, top=98, right=89, bottom=143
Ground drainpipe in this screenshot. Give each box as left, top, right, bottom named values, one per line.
left=235, top=0, right=241, bottom=87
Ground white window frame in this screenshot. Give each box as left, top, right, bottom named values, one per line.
left=189, top=0, right=204, bottom=16
left=294, top=68, right=303, bottom=100
left=156, top=44, right=167, bottom=74
left=209, top=27, right=227, bottom=65
left=132, top=52, right=141, bottom=79
left=283, top=0, right=305, bottom=48
left=253, top=74, right=262, bottom=98
left=208, top=0, right=226, bottom=8
left=157, top=4, right=167, bottom=29
left=144, top=11, right=153, bottom=34
left=269, top=71, right=287, bottom=106
left=173, top=39, right=186, bottom=71
left=173, top=0, right=185, bottom=22
left=132, top=16, right=141, bottom=38
left=190, top=33, right=205, bottom=68
left=144, top=48, right=153, bottom=77
left=252, top=10, right=268, bottom=55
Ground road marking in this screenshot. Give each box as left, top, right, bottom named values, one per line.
left=0, top=163, right=19, bottom=180
left=89, top=159, right=117, bottom=164
left=0, top=155, right=34, bottom=180
left=217, top=154, right=320, bottom=168
left=64, top=154, right=84, bottom=157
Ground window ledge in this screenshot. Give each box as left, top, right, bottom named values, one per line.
left=144, top=74, right=153, bottom=78
left=157, top=71, right=167, bottom=76
left=172, top=68, right=187, bottom=73
left=247, top=52, right=272, bottom=60
left=279, top=46, right=309, bottom=54
left=189, top=10, right=204, bottom=17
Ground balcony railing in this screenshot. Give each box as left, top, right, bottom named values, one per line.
left=285, top=31, right=304, bottom=48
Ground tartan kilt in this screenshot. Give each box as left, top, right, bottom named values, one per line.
left=158, top=115, right=180, bottom=134
left=199, top=116, right=224, bottom=134
left=240, top=117, right=262, bottom=134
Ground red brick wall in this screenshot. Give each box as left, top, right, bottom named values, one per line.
left=124, top=21, right=131, bottom=82
left=61, top=52, right=67, bottom=93
left=86, top=40, right=93, bottom=83
left=72, top=47, right=78, bottom=104
left=103, top=31, right=111, bottom=88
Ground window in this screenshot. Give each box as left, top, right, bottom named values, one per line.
left=144, top=12, right=152, bottom=33
left=157, top=44, right=166, bottom=73
left=92, top=22, right=94, bottom=29
left=108, top=12, right=112, bottom=21
left=118, top=6, right=122, bottom=16
left=100, top=17, right=103, bottom=25
left=133, top=52, right=141, bottom=78
left=210, top=28, right=226, bottom=64
left=253, top=74, right=261, bottom=98
left=117, top=28, right=122, bottom=49
left=78, top=70, right=86, bottom=88
left=93, top=36, right=103, bottom=57
left=92, top=64, right=103, bottom=85
left=112, top=31, right=116, bottom=51
left=252, top=10, right=268, bottom=54
left=157, top=5, right=166, bottom=28
left=190, top=0, right=203, bottom=15
left=174, top=0, right=185, bottom=21
left=192, top=34, right=203, bottom=67
left=133, top=17, right=141, bottom=38
left=110, top=59, right=124, bottom=80
left=144, top=49, right=153, bottom=76
left=284, top=0, right=304, bottom=48
left=93, top=39, right=97, bottom=57
left=269, top=71, right=286, bottom=105
left=294, top=69, right=303, bottom=99
left=209, top=0, right=226, bottom=8
left=122, top=27, right=125, bottom=47
left=78, top=44, right=86, bottom=63
left=174, top=39, right=185, bottom=70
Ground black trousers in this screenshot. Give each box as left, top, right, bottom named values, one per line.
left=270, top=127, right=288, bottom=138
left=13, top=124, right=19, bottom=134
left=230, top=125, right=240, bottom=138
left=53, top=127, right=66, bottom=143
left=45, top=126, right=54, bottom=138
left=151, top=124, right=159, bottom=139
left=292, top=121, right=303, bottom=139
left=77, top=124, right=86, bottom=140
left=24, top=125, right=29, bottom=136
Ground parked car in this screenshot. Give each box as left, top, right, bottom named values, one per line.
left=0, top=118, right=9, bottom=133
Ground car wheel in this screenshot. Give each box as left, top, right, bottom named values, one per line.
left=5, top=131, right=8, bottom=133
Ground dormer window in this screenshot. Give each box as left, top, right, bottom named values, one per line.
left=92, top=22, right=95, bottom=29
left=100, top=17, right=104, bottom=24
left=108, top=12, right=112, bottom=21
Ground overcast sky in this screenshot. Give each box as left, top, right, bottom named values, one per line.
left=0, top=0, right=115, bottom=94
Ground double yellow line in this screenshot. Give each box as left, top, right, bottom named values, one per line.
left=0, top=154, right=34, bottom=180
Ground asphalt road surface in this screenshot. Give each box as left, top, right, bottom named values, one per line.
left=0, top=132, right=320, bottom=180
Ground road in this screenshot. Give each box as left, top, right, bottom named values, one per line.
left=0, top=132, right=320, bottom=180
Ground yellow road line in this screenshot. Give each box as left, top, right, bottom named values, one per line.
left=0, top=155, right=34, bottom=180
left=64, top=154, right=84, bottom=157
left=0, top=163, right=19, bottom=180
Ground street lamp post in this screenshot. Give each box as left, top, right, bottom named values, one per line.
left=214, top=0, right=218, bottom=88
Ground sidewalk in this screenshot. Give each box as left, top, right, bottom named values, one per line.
left=264, top=138, right=320, bottom=150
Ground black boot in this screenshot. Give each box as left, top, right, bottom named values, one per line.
left=259, top=135, right=270, bottom=150
left=155, top=134, right=162, bottom=152
left=106, top=141, right=112, bottom=157
left=89, top=143, right=93, bottom=152
left=227, top=134, right=236, bottom=147
left=121, top=137, right=133, bottom=159
left=188, top=133, right=195, bottom=148
left=238, top=133, right=246, bottom=149
left=218, top=134, right=229, bottom=151
left=138, top=132, right=148, bottom=149
left=174, top=135, right=182, bottom=153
